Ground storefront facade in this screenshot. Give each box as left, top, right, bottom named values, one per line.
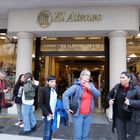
left=0, top=5, right=140, bottom=115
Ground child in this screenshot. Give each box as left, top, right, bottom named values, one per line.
left=39, top=75, right=57, bottom=140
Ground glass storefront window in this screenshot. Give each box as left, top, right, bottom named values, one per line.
left=0, top=38, right=16, bottom=88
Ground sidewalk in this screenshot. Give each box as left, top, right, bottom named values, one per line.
left=0, top=110, right=140, bottom=140
left=0, top=134, right=62, bottom=140
left=0, top=111, right=116, bottom=140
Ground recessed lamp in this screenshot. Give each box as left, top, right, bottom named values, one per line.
left=47, top=37, right=57, bottom=40
left=74, top=37, right=86, bottom=40
left=137, top=33, right=140, bottom=37
left=12, top=36, right=17, bottom=39
left=0, top=33, right=6, bottom=36
left=88, top=37, right=101, bottom=40
left=0, top=36, right=6, bottom=39
left=128, top=54, right=137, bottom=58
left=32, top=54, right=35, bottom=58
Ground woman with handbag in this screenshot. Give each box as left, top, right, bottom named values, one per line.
left=108, top=71, right=140, bottom=140
left=62, top=69, right=100, bottom=140
left=12, top=74, right=25, bottom=127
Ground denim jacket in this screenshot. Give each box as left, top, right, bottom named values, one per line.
left=62, top=80, right=100, bottom=116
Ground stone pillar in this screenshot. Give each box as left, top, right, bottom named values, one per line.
left=8, top=32, right=34, bottom=115
left=106, top=30, right=127, bottom=122
left=16, top=32, right=34, bottom=81
left=109, top=30, right=127, bottom=89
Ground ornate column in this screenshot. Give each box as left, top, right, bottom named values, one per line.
left=16, top=32, right=34, bottom=81
left=106, top=30, right=127, bottom=122
left=109, top=30, right=128, bottom=89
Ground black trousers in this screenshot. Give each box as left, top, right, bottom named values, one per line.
left=115, top=116, right=135, bottom=140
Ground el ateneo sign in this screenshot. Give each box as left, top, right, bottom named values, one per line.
left=37, top=10, right=103, bottom=28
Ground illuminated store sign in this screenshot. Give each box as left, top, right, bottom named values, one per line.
left=37, top=10, right=102, bottom=28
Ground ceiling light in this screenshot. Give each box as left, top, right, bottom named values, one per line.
left=32, top=54, right=35, bottom=58
left=0, top=33, right=6, bottom=36
left=74, top=37, right=86, bottom=40
left=42, top=37, right=47, bottom=40
left=88, top=37, right=101, bottom=40
left=0, top=36, right=6, bottom=39
left=137, top=33, right=140, bottom=37
left=12, top=36, right=17, bottom=39
left=58, top=56, right=67, bottom=58
left=127, top=58, right=131, bottom=60
left=47, top=37, right=57, bottom=40
left=127, top=36, right=133, bottom=39
left=128, top=54, right=137, bottom=58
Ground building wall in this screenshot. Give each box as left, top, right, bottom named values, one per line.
left=8, top=6, right=139, bottom=36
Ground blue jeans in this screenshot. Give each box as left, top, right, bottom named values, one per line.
left=43, top=117, right=53, bottom=140
left=72, top=114, right=92, bottom=140
left=22, top=104, right=36, bottom=131
left=16, top=103, right=22, bottom=121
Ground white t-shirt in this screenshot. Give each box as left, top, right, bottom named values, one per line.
left=50, top=88, right=57, bottom=119
left=22, top=90, right=34, bottom=105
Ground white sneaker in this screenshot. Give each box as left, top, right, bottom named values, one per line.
left=19, top=123, right=24, bottom=128
left=14, top=122, right=22, bottom=126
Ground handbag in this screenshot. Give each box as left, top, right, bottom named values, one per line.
left=15, top=97, right=22, bottom=104
left=69, top=93, right=78, bottom=114
left=1, top=92, right=12, bottom=108
left=69, top=103, right=78, bottom=114
left=122, top=104, right=132, bottom=120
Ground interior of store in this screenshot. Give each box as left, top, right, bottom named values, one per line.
left=0, top=34, right=140, bottom=109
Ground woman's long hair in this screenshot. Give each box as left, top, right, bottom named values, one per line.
left=15, top=74, right=24, bottom=87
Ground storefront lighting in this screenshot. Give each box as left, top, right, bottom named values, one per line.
left=137, top=33, right=140, bottom=37
left=32, top=54, right=35, bottom=58
left=42, top=37, right=47, bottom=40
left=88, top=37, right=101, bottom=40
left=127, top=36, right=133, bottom=39
left=47, top=37, right=57, bottom=40
left=12, top=36, right=17, bottom=39
left=74, top=37, right=86, bottom=40
left=0, top=36, right=6, bottom=39
left=127, top=57, right=131, bottom=60
left=0, top=33, right=6, bottom=36
left=128, top=54, right=137, bottom=58
left=58, top=56, right=67, bottom=58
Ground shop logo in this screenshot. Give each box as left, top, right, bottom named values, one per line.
left=37, top=10, right=52, bottom=28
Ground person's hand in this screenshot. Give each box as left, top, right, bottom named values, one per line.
left=47, top=114, right=53, bottom=121
left=66, top=109, right=73, bottom=114
left=3, top=88, right=9, bottom=93
left=82, top=82, right=91, bottom=90
left=48, top=114, right=53, bottom=118
left=109, top=99, right=114, bottom=105
left=124, top=98, right=130, bottom=106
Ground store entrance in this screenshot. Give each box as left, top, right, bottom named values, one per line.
left=39, top=55, right=105, bottom=110
left=37, top=36, right=108, bottom=111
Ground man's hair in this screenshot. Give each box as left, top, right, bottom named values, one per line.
left=46, top=75, right=56, bottom=82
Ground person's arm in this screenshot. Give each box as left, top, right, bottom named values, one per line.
left=107, top=86, right=118, bottom=106
left=128, top=87, right=140, bottom=109
left=39, top=88, right=50, bottom=117
left=62, top=85, right=77, bottom=111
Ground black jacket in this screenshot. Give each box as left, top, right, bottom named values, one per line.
left=12, top=82, right=24, bottom=101
left=39, top=86, right=57, bottom=117
left=108, top=83, right=140, bottom=132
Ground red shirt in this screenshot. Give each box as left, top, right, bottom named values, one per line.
left=80, top=88, right=92, bottom=114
